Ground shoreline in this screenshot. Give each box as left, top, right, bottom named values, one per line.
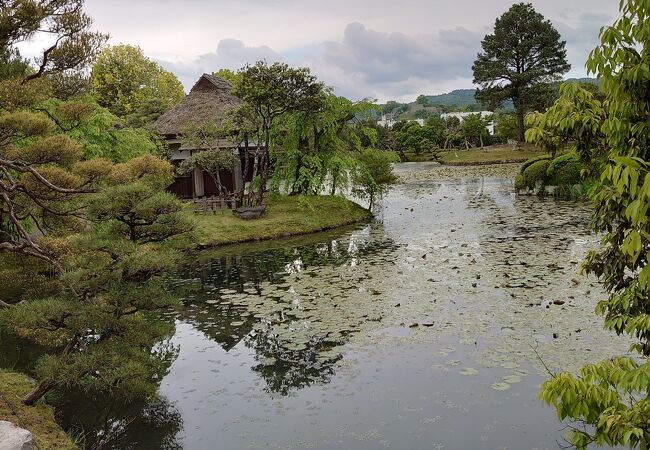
left=438, top=158, right=531, bottom=166
left=0, top=371, right=76, bottom=449
left=191, top=195, right=373, bottom=249
left=195, top=215, right=373, bottom=250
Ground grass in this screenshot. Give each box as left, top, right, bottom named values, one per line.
left=190, top=195, right=373, bottom=247
left=400, top=149, right=438, bottom=162
left=437, top=143, right=547, bottom=165
left=0, top=371, right=76, bottom=449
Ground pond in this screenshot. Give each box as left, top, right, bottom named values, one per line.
left=3, top=163, right=631, bottom=449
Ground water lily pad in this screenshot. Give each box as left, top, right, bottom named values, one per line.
left=502, top=374, right=523, bottom=384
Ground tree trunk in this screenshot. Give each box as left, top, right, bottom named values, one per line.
left=516, top=105, right=525, bottom=142
left=239, top=135, right=250, bottom=204
left=291, top=152, right=303, bottom=195
left=247, top=148, right=260, bottom=207
left=23, top=378, right=56, bottom=406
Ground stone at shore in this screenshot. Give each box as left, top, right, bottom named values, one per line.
left=0, top=421, right=33, bottom=450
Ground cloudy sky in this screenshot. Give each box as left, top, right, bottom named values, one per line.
left=35, top=0, right=621, bottom=102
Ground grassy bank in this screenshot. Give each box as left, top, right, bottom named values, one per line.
left=0, top=371, right=76, bottom=449
left=191, top=195, right=373, bottom=247
left=399, top=149, right=438, bottom=162
left=437, top=144, right=547, bottom=165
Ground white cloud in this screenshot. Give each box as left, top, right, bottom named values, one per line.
left=17, top=0, right=621, bottom=101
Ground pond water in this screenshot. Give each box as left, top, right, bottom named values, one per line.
left=4, top=163, right=631, bottom=449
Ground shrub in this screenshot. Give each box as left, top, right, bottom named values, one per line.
left=518, top=159, right=550, bottom=191
left=546, top=152, right=582, bottom=186
left=519, top=154, right=552, bottom=174
left=514, top=173, right=526, bottom=191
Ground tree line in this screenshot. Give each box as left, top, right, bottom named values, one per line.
left=0, top=0, right=399, bottom=413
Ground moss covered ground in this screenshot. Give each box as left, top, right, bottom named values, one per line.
left=191, top=195, right=373, bottom=247
left=0, top=371, right=76, bottom=449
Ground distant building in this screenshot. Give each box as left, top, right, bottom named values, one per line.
left=377, top=114, right=424, bottom=128
left=377, top=113, right=397, bottom=128
left=440, top=111, right=495, bottom=134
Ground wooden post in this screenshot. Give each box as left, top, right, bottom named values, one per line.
left=193, top=167, right=205, bottom=198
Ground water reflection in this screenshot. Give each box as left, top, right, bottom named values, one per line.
left=56, top=394, right=183, bottom=450
left=172, top=226, right=399, bottom=394
left=0, top=164, right=632, bottom=449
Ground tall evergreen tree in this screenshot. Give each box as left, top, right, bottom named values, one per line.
left=472, top=3, right=570, bottom=141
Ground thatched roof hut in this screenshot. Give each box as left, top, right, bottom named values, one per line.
left=154, top=74, right=250, bottom=199
left=153, top=73, right=242, bottom=140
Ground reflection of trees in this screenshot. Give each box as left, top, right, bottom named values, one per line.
left=172, top=226, right=398, bottom=394
left=0, top=319, right=181, bottom=450
left=246, top=330, right=342, bottom=395
left=176, top=302, right=254, bottom=351
left=57, top=394, right=183, bottom=450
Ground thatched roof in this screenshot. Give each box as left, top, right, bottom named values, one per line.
left=153, top=73, right=242, bottom=137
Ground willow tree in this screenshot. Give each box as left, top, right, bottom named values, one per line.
left=232, top=61, right=326, bottom=205
left=472, top=3, right=570, bottom=141
left=271, top=95, right=375, bottom=196
left=538, top=1, right=650, bottom=448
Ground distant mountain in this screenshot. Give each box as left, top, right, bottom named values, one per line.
left=565, top=77, right=599, bottom=84
left=377, top=77, right=598, bottom=118
left=423, top=89, right=478, bottom=108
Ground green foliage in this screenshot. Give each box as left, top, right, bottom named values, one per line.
left=1, top=154, right=191, bottom=405
left=414, top=89, right=484, bottom=110
left=546, top=152, right=582, bottom=186
left=270, top=94, right=372, bottom=196
left=539, top=1, right=650, bottom=447
left=38, top=98, right=160, bottom=162
left=125, top=98, right=173, bottom=128
left=473, top=2, right=570, bottom=141
left=231, top=61, right=327, bottom=205
left=0, top=0, right=107, bottom=84
left=352, top=149, right=399, bottom=211
left=393, top=119, right=444, bottom=155
left=416, top=95, right=430, bottom=107
left=494, top=113, right=519, bottom=143
left=0, top=47, right=29, bottom=81
left=461, top=113, right=492, bottom=148
left=525, top=159, right=551, bottom=187
left=526, top=82, right=607, bottom=161
left=520, top=154, right=552, bottom=173
left=0, top=0, right=190, bottom=410
left=90, top=45, right=184, bottom=118
left=513, top=173, right=526, bottom=191
left=178, top=148, right=239, bottom=196
left=213, top=69, right=240, bottom=85
left=517, top=159, right=550, bottom=191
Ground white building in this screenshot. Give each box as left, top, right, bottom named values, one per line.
left=440, top=111, right=495, bottom=134
left=377, top=114, right=424, bottom=128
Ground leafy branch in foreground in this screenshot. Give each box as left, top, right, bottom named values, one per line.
left=539, top=1, right=650, bottom=448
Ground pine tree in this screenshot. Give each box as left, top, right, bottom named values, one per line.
left=472, top=3, right=570, bottom=141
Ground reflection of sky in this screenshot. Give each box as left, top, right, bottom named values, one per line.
left=113, top=164, right=629, bottom=449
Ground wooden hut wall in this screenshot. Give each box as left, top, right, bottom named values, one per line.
left=202, top=169, right=235, bottom=196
